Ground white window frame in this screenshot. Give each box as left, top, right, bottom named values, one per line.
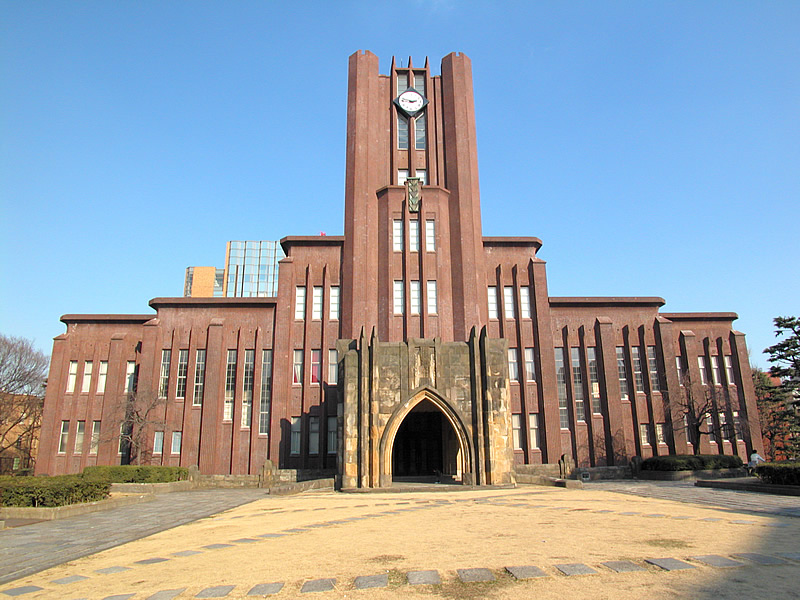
left=293, top=349, right=303, bottom=385
left=393, top=281, right=404, bottom=315
left=81, top=361, right=93, bottom=393
left=393, top=219, right=404, bottom=252
left=242, top=349, right=255, bottom=427
left=409, top=220, right=420, bottom=252
left=193, top=349, right=206, bottom=406
left=311, top=349, right=322, bottom=385
left=329, top=286, right=340, bottom=320
left=425, top=219, right=435, bottom=251
left=426, top=280, right=437, bottom=314
left=524, top=347, right=536, bottom=382
left=171, top=431, right=182, bottom=454
left=90, top=420, right=101, bottom=455
left=97, top=361, right=108, bottom=394
left=67, top=361, right=77, bottom=393
left=698, top=356, right=709, bottom=385
left=503, top=286, right=515, bottom=319
left=158, top=349, right=171, bottom=399
left=397, top=169, right=409, bottom=185
left=176, top=349, right=189, bottom=399
left=328, top=349, right=338, bottom=384
left=724, top=355, right=735, bottom=385
left=508, top=348, right=520, bottom=382
left=528, top=413, right=540, bottom=449
left=295, top=286, right=306, bottom=320
left=488, top=286, right=498, bottom=319
left=520, top=286, right=531, bottom=319
left=58, top=420, right=69, bottom=453
left=224, top=349, right=237, bottom=421
left=153, top=431, right=164, bottom=454
left=410, top=280, right=421, bottom=315
left=711, top=355, right=722, bottom=386
left=124, top=360, right=136, bottom=394
left=312, top=286, right=323, bottom=320
left=511, top=414, right=522, bottom=450
left=74, top=420, right=85, bottom=453
left=290, top=417, right=301, bottom=455
left=259, top=349, right=273, bottom=435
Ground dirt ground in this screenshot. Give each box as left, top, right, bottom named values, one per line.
left=8, top=486, right=800, bottom=599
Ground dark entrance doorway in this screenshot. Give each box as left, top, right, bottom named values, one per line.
left=392, top=400, right=461, bottom=483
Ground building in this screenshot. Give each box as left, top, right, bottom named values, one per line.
left=36, top=51, right=763, bottom=487
left=184, top=241, right=283, bottom=298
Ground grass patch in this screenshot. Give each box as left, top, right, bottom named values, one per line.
left=432, top=571, right=516, bottom=599
left=644, top=538, right=691, bottom=549
left=370, top=554, right=406, bottom=564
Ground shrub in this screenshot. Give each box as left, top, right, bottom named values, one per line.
left=641, top=454, right=743, bottom=472
left=755, top=462, right=800, bottom=486
left=82, top=465, right=188, bottom=483
left=0, top=475, right=110, bottom=507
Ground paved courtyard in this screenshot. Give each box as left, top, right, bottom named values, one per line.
left=1, top=482, right=799, bottom=599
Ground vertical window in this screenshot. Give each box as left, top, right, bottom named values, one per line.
left=426, top=281, right=437, bottom=314
left=329, top=286, right=340, bottom=320
left=58, top=421, right=70, bottom=453
left=587, top=347, right=601, bottom=414
left=676, top=356, right=685, bottom=385
left=90, top=421, right=101, bottom=455
left=616, top=347, right=629, bottom=400
left=118, top=423, right=126, bottom=455
left=224, top=349, right=237, bottom=420
left=397, top=72, right=408, bottom=90
left=327, top=416, right=337, bottom=454
left=176, top=350, right=189, bottom=399
left=720, top=412, right=732, bottom=441
left=529, top=414, right=540, bottom=449
left=159, top=350, right=171, bottom=398
left=171, top=431, right=182, bottom=454
left=425, top=219, right=435, bottom=251
left=571, top=348, right=586, bottom=422
left=656, top=423, right=666, bottom=445
left=290, top=417, right=301, bottom=455
left=397, top=114, right=409, bottom=149
left=67, top=361, right=78, bottom=393
left=397, top=169, right=409, bottom=185
left=556, top=348, right=569, bottom=429
left=125, top=361, right=137, bottom=394
left=488, top=286, right=498, bottom=319
left=639, top=424, right=651, bottom=446
left=309, top=416, right=320, bottom=455
left=414, top=112, right=426, bottom=149
left=311, top=350, right=322, bottom=384
left=328, top=349, right=338, bottom=384
left=74, top=421, right=85, bottom=453
left=698, top=356, right=709, bottom=385
left=647, top=346, right=661, bottom=392
left=524, top=348, right=536, bottom=382
left=724, top=355, right=735, bottom=385
left=393, top=220, right=404, bottom=252
left=512, top=414, right=522, bottom=450
left=707, top=415, right=716, bottom=443
left=153, top=431, right=164, bottom=454
left=732, top=411, right=744, bottom=441
left=503, top=287, right=515, bottom=318
left=631, top=346, right=644, bottom=392
left=711, top=356, right=722, bottom=386
left=242, top=349, right=255, bottom=428
left=410, top=281, right=421, bottom=315
left=409, top=220, right=420, bottom=252
left=295, top=286, right=306, bottom=320
left=97, top=361, right=108, bottom=394
left=508, top=348, right=520, bottom=382
left=414, top=72, right=425, bottom=94
left=293, top=349, right=303, bottom=385
left=520, top=286, right=531, bottom=319
left=416, top=169, right=427, bottom=185
left=193, top=349, right=206, bottom=406
left=81, top=361, right=93, bottom=393
left=312, top=286, right=323, bottom=320
left=260, top=350, right=273, bottom=435
left=393, top=281, right=404, bottom=315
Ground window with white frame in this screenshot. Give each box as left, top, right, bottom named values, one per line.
left=707, top=415, right=716, bottom=443
left=631, top=346, right=644, bottom=392
left=393, top=281, right=404, bottom=315
left=260, top=349, right=272, bottom=434
left=118, top=423, right=127, bottom=455
left=193, top=349, right=206, bottom=406
left=124, top=360, right=137, bottom=394
left=224, top=349, right=237, bottom=420
left=524, top=348, right=536, bottom=382
left=571, top=348, right=586, bottom=422
left=655, top=423, right=666, bottom=445
left=587, top=347, right=601, bottom=413
left=97, top=361, right=108, bottom=394
left=503, top=286, right=515, bottom=319
left=242, top=349, right=254, bottom=427
left=81, top=361, right=93, bottom=393
left=74, top=421, right=85, bottom=453
left=176, top=349, right=188, bottom=399
left=512, top=414, right=522, bottom=450
left=397, top=169, right=409, bottom=185
left=508, top=348, right=520, bottom=382
left=67, top=361, right=77, bottom=393
left=293, top=349, right=303, bottom=385
left=426, top=280, right=437, bottom=314
left=529, top=413, right=540, bottom=449
left=290, top=417, right=301, bottom=455
left=327, top=416, right=337, bottom=454
left=409, top=220, right=420, bottom=252
left=329, top=286, right=340, bottom=320
left=732, top=410, right=744, bottom=441
left=556, top=348, right=569, bottom=428
left=676, top=355, right=685, bottom=385
left=698, top=356, right=709, bottom=385
left=410, top=280, right=421, bottom=315
left=488, top=286, right=498, bottom=319
left=58, top=421, right=69, bottom=453
left=646, top=346, right=661, bottom=392
left=415, top=113, right=426, bottom=150
left=312, top=287, right=323, bottom=320
left=415, top=169, right=427, bottom=185
left=295, top=286, right=306, bottom=320
left=309, top=416, right=320, bottom=455
left=639, top=423, right=652, bottom=446
left=724, top=355, right=735, bottom=385
left=711, top=355, right=722, bottom=386
left=328, top=349, right=338, bottom=384
left=171, top=431, right=182, bottom=454
left=616, top=347, right=629, bottom=400
left=158, top=350, right=171, bottom=398
left=90, top=420, right=101, bottom=455
left=153, top=431, right=164, bottom=454
left=520, top=286, right=531, bottom=319
left=397, top=113, right=409, bottom=149
left=720, top=411, right=733, bottom=441
left=393, top=220, right=404, bottom=252
left=425, top=219, right=435, bottom=251
left=311, top=350, right=321, bottom=384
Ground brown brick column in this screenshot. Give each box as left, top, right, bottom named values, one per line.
left=595, top=317, right=628, bottom=465
left=730, top=330, right=764, bottom=454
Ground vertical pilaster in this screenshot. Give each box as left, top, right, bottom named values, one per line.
left=730, top=330, right=764, bottom=454
left=595, top=318, right=628, bottom=465
left=198, top=320, right=223, bottom=473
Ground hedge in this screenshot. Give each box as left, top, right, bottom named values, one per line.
left=755, top=462, right=800, bottom=486
left=0, top=475, right=110, bottom=507
left=640, top=454, right=744, bottom=472
left=82, top=465, right=189, bottom=483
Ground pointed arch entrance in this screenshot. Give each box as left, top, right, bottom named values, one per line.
left=379, top=388, right=473, bottom=485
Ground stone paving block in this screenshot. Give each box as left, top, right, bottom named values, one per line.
left=594, top=509, right=613, bottom=513
left=671, top=516, right=692, bottom=520
left=644, top=514, right=667, bottom=518
left=134, top=557, right=170, bottom=565
left=645, top=558, right=696, bottom=571
left=195, top=585, right=235, bottom=598
left=555, top=563, right=597, bottom=576
left=691, top=555, right=745, bottom=568
left=762, top=523, right=789, bottom=528
left=232, top=538, right=259, bottom=543
left=602, top=561, right=646, bottom=573
left=300, top=578, right=336, bottom=593
left=619, top=512, right=639, bottom=515
left=257, top=533, right=285, bottom=538
left=103, top=595, right=135, bottom=600
left=457, top=568, right=495, bottom=582
left=52, top=575, right=90, bottom=584
left=732, top=553, right=787, bottom=566
left=776, top=552, right=800, bottom=561
left=95, top=566, right=131, bottom=574
left=284, top=528, right=309, bottom=533
left=146, top=589, right=187, bottom=600
left=353, top=574, right=389, bottom=589
left=407, top=570, right=441, bottom=585
left=701, top=518, right=722, bottom=522
left=0, top=586, right=44, bottom=597
left=202, top=544, right=235, bottom=550
left=172, top=550, right=202, bottom=557
left=246, top=582, right=284, bottom=595
left=730, top=520, right=755, bottom=525
left=505, top=565, right=548, bottom=580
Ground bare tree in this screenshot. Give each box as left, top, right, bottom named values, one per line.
left=673, top=373, right=728, bottom=454
left=0, top=334, right=48, bottom=396
left=109, top=387, right=167, bottom=465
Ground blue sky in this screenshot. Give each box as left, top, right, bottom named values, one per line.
left=1, top=1, right=798, bottom=369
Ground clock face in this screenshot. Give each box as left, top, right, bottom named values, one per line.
left=398, top=90, right=424, bottom=112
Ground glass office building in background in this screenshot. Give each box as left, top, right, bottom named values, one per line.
left=184, top=241, right=283, bottom=298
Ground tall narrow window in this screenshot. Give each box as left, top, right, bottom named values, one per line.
left=503, top=286, right=515, bottom=318
left=309, top=416, right=320, bottom=455
left=524, top=348, right=536, bottom=382
left=81, top=361, right=93, bottom=393
left=410, top=281, right=421, bottom=315
left=720, top=411, right=732, bottom=441
left=74, top=421, right=85, bottom=453
left=393, top=220, right=404, bottom=252
left=290, top=417, right=301, bottom=455
left=639, top=424, right=651, bottom=446
left=125, top=361, right=137, bottom=394
left=328, top=349, right=338, bottom=384
left=707, top=415, right=716, bottom=443
left=58, top=421, right=69, bottom=453
left=224, top=349, right=237, bottom=420
left=556, top=348, right=569, bottom=429
left=488, top=286, right=498, bottom=319
left=153, top=431, right=164, bottom=454
left=507, top=348, right=520, bottom=382
left=414, top=72, right=425, bottom=94
left=312, top=286, right=323, bottom=320
left=176, top=350, right=189, bottom=399
left=724, top=355, right=735, bottom=385
left=520, top=286, right=531, bottom=319
left=616, top=347, right=629, bottom=400
left=293, top=349, right=303, bottom=385
left=118, top=423, right=127, bottom=455
left=311, top=350, right=322, bottom=384
left=327, top=416, right=337, bottom=454
left=426, top=280, right=437, bottom=314
left=647, top=346, right=661, bottom=392
left=732, top=411, right=744, bottom=441
left=698, top=356, right=709, bottom=385
left=587, top=347, right=601, bottom=414
left=529, top=414, right=540, bottom=449
left=193, top=349, right=206, bottom=406
left=242, top=349, right=255, bottom=427
left=397, top=114, right=409, bottom=149
left=416, top=169, right=427, bottom=185
left=425, top=219, right=435, bottom=251
left=329, top=286, right=340, bottom=320
left=397, top=169, right=409, bottom=185
left=171, top=431, right=182, bottom=454
left=571, top=348, right=586, bottom=422
left=655, top=423, right=666, bottom=445
left=90, top=421, right=101, bottom=455
left=97, top=361, right=108, bottom=394
left=512, top=414, right=522, bottom=450
left=711, top=355, right=722, bottom=386
left=409, top=220, right=420, bottom=252
left=414, top=112, right=426, bottom=149
left=631, top=346, right=644, bottom=392
left=393, top=281, right=404, bottom=315
left=159, top=350, right=171, bottom=398
left=397, top=72, right=408, bottom=90
left=67, top=361, right=77, bottom=393
left=260, top=349, right=273, bottom=434
left=295, top=286, right=306, bottom=320
left=676, top=356, right=686, bottom=384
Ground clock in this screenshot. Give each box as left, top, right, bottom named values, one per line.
left=394, top=88, right=428, bottom=118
